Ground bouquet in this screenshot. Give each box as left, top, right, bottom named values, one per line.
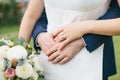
left=0, top=38, right=45, bottom=80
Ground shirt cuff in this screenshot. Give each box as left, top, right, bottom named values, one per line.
left=35, top=31, right=47, bottom=48
left=81, top=37, right=87, bottom=47
left=35, top=33, right=41, bottom=47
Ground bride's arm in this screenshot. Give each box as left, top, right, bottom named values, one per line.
left=89, top=1, right=120, bottom=35
left=53, top=19, right=120, bottom=50
left=19, top=0, right=44, bottom=43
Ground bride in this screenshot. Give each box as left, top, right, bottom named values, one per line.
left=18, top=0, right=119, bottom=80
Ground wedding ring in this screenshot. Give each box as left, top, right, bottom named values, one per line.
left=57, top=57, right=63, bottom=61
left=60, top=36, right=66, bottom=40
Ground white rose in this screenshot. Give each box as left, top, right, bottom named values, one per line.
left=15, top=61, right=34, bottom=79
left=0, top=45, right=10, bottom=59
left=32, top=56, right=44, bottom=72
left=7, top=45, right=27, bottom=61
left=0, top=72, right=6, bottom=80
left=0, top=59, right=5, bottom=71
left=31, top=71, right=39, bottom=80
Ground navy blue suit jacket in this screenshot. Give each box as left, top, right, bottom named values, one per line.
left=32, top=0, right=120, bottom=78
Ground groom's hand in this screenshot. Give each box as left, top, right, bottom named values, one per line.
left=46, top=39, right=85, bottom=64
left=37, top=32, right=56, bottom=55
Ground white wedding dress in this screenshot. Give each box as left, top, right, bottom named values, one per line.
left=39, top=0, right=111, bottom=80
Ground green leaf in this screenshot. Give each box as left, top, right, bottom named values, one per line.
left=38, top=77, right=46, bottom=80
left=37, top=74, right=45, bottom=80
left=4, top=59, right=7, bottom=69
left=28, top=77, right=34, bottom=80
left=14, top=77, right=21, bottom=80
left=4, top=59, right=12, bottom=69
left=7, top=60, right=12, bottom=68
left=15, top=37, right=25, bottom=46
left=17, top=58, right=25, bottom=66
left=15, top=78, right=20, bottom=80
left=0, top=41, right=7, bottom=46
left=24, top=44, right=33, bottom=54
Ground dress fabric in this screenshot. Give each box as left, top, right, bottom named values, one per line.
left=39, top=0, right=110, bottom=80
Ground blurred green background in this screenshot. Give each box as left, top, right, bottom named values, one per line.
left=0, top=0, right=120, bottom=80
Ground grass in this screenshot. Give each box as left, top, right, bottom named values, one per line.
left=0, top=24, right=34, bottom=46
left=0, top=25, right=120, bottom=80
left=0, top=25, right=19, bottom=34
left=0, top=25, right=19, bottom=42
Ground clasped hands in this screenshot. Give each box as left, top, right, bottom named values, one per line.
left=37, top=22, right=87, bottom=64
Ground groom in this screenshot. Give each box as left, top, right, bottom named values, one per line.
left=32, top=0, right=120, bottom=80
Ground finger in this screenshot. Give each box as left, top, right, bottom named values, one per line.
left=49, top=32, right=55, bottom=38
left=58, top=57, right=70, bottom=64
left=54, top=32, right=66, bottom=42
left=53, top=27, right=63, bottom=37
left=46, top=44, right=59, bottom=56
left=58, top=38, right=72, bottom=50
left=52, top=55, right=65, bottom=64
left=48, top=51, right=59, bottom=61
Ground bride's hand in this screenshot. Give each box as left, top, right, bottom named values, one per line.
left=53, top=21, right=89, bottom=50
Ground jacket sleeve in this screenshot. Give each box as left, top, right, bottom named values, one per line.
left=83, top=0, right=120, bottom=52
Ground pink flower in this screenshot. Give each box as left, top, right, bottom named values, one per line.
left=5, top=68, right=15, bottom=80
